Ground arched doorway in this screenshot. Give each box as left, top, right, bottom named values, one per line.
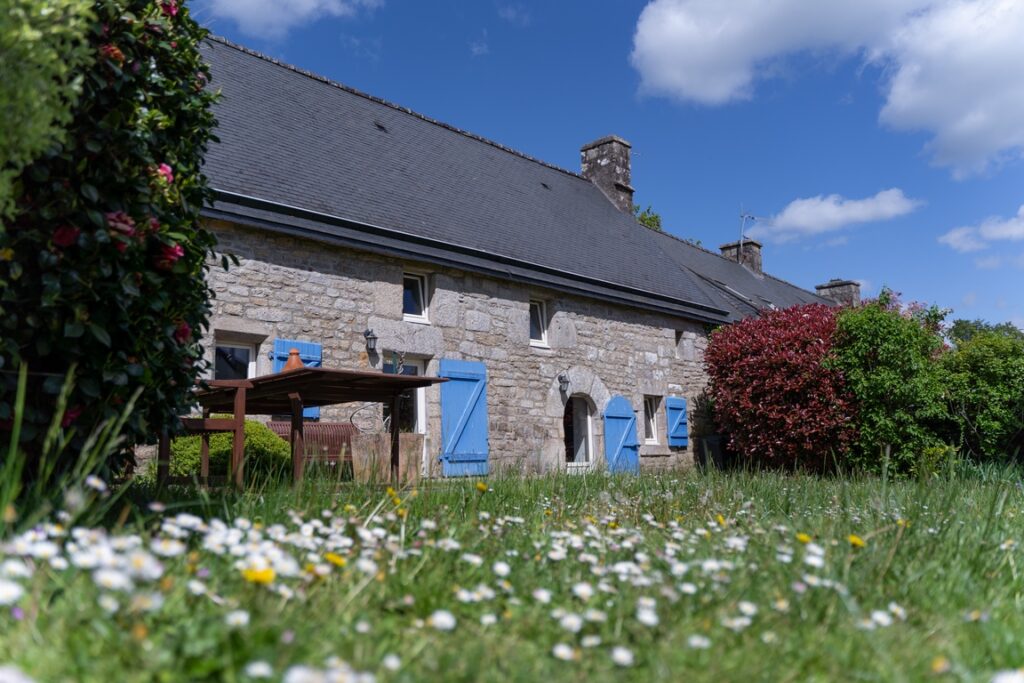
left=563, top=395, right=594, bottom=472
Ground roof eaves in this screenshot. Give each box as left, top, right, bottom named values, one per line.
left=205, top=189, right=733, bottom=324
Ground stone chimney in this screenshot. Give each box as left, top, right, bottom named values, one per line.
left=580, top=136, right=634, bottom=213
left=719, top=238, right=763, bottom=274
left=815, top=279, right=861, bottom=307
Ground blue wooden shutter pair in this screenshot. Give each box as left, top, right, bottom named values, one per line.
left=665, top=396, right=689, bottom=447
left=439, top=359, right=489, bottom=477
left=270, top=339, right=322, bottom=419
left=603, top=395, right=639, bottom=474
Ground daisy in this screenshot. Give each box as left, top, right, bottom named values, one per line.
left=0, top=579, right=25, bottom=605
left=552, top=643, right=576, bottom=662
left=225, top=610, right=250, bottom=628
left=244, top=661, right=273, bottom=678
left=611, top=647, right=634, bottom=667
left=688, top=634, right=711, bottom=649
left=429, top=610, right=457, bottom=631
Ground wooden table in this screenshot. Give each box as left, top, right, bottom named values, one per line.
left=157, top=367, right=445, bottom=488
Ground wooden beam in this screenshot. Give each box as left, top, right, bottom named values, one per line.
left=157, top=430, right=170, bottom=486
left=289, top=392, right=305, bottom=484
left=231, top=386, right=246, bottom=490
left=389, top=392, right=401, bottom=484
left=180, top=417, right=237, bottom=433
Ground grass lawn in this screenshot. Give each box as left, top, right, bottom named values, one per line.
left=2, top=469, right=1024, bottom=682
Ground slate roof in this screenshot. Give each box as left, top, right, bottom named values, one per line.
left=200, top=37, right=830, bottom=324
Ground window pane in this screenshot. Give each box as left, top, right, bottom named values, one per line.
left=529, top=302, right=544, bottom=341
left=644, top=398, right=656, bottom=440
left=403, top=276, right=424, bottom=316
left=215, top=346, right=250, bottom=380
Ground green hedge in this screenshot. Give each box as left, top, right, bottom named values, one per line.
left=160, top=419, right=291, bottom=480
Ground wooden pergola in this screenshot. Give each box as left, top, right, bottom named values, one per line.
left=156, top=366, right=446, bottom=487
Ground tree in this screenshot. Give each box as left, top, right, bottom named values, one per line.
left=948, top=318, right=1024, bottom=345
left=632, top=204, right=663, bottom=231
left=0, top=0, right=93, bottom=221
left=0, top=0, right=221, bottom=475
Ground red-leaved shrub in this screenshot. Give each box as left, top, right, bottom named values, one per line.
left=705, top=304, right=857, bottom=470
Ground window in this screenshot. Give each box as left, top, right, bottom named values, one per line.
left=215, top=342, right=256, bottom=380
left=529, top=300, right=548, bottom=347
left=643, top=395, right=660, bottom=444
left=402, top=274, right=428, bottom=322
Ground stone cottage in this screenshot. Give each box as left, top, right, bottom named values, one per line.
left=196, top=37, right=859, bottom=476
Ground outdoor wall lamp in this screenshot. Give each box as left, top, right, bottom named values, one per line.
left=363, top=329, right=378, bottom=353
left=557, top=373, right=570, bottom=393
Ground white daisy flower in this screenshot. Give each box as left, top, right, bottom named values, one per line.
left=244, top=661, right=273, bottom=678
left=611, top=646, right=634, bottom=667
left=572, top=582, right=594, bottom=601
left=480, top=613, right=497, bottom=626
left=492, top=561, right=510, bottom=577
left=0, top=579, right=25, bottom=605
left=636, top=608, right=659, bottom=627
left=551, top=643, right=576, bottom=662
left=225, top=610, right=250, bottom=628
left=687, top=634, right=711, bottom=649
left=559, top=613, right=584, bottom=633
left=429, top=610, right=456, bottom=631
left=381, top=654, right=401, bottom=671
left=581, top=635, right=602, bottom=648
left=84, top=475, right=108, bottom=493
left=532, top=588, right=552, bottom=604
left=93, top=569, right=133, bottom=592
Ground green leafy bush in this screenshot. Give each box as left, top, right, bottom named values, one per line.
left=0, top=0, right=93, bottom=220
left=162, top=419, right=291, bottom=479
left=0, top=0, right=221, bottom=474
left=944, top=331, right=1024, bottom=461
left=829, top=290, right=954, bottom=472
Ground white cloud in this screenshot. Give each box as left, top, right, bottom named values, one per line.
left=748, top=189, right=923, bottom=243
left=469, top=30, right=489, bottom=57
left=205, top=0, right=382, bottom=40
left=974, top=255, right=1002, bottom=269
left=961, top=291, right=978, bottom=307
left=630, top=0, right=1024, bottom=175
left=498, top=4, right=531, bottom=27
left=938, top=205, right=1024, bottom=253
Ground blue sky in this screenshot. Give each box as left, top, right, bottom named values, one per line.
left=193, top=0, right=1024, bottom=327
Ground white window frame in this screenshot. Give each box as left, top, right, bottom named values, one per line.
left=214, top=341, right=257, bottom=380
left=402, top=273, right=430, bottom=324
left=529, top=299, right=549, bottom=348
left=643, top=395, right=660, bottom=445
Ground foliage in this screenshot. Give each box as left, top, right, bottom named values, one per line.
left=632, top=203, right=663, bottom=231
left=943, top=331, right=1024, bottom=460
left=159, top=419, right=291, bottom=479
left=705, top=304, right=856, bottom=470
left=4, top=470, right=1024, bottom=680
left=829, top=289, right=953, bottom=472
left=0, top=0, right=93, bottom=221
left=0, top=0, right=221, bottom=474
left=948, top=318, right=1024, bottom=345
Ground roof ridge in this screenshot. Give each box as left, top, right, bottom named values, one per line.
left=649, top=225, right=827, bottom=300
left=206, top=35, right=586, bottom=182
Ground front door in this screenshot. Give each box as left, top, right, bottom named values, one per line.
left=383, top=358, right=428, bottom=473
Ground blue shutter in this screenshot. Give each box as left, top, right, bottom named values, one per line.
left=439, top=359, right=489, bottom=477
left=666, top=397, right=689, bottom=447
left=270, top=339, right=322, bottom=419
left=603, top=395, right=639, bottom=474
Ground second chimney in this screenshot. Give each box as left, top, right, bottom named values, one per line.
left=580, top=136, right=634, bottom=213
left=719, top=238, right=763, bottom=274
left=815, top=279, right=861, bottom=307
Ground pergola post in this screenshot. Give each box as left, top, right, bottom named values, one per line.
left=389, top=392, right=401, bottom=484
left=157, top=430, right=170, bottom=486
left=231, top=386, right=246, bottom=490
left=289, top=392, right=305, bottom=484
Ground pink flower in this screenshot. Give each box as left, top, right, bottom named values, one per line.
left=62, top=405, right=84, bottom=428
left=155, top=243, right=185, bottom=270
left=105, top=211, right=136, bottom=236
left=148, top=217, right=161, bottom=233
left=173, top=321, right=191, bottom=343
left=52, top=225, right=80, bottom=248
left=159, top=0, right=178, bottom=17
left=156, top=163, right=174, bottom=185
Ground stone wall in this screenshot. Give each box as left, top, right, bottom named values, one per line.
left=204, top=220, right=711, bottom=475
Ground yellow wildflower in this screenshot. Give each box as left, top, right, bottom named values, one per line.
left=848, top=534, right=866, bottom=549
left=931, top=656, right=951, bottom=674
left=241, top=567, right=275, bottom=585
left=716, top=514, right=726, bottom=526
left=897, top=518, right=910, bottom=528
left=475, top=481, right=489, bottom=493
left=132, top=623, right=149, bottom=641
left=386, top=486, right=397, bottom=497
left=391, top=496, right=402, bottom=506
left=396, top=507, right=408, bottom=519
left=2, top=504, right=16, bottom=524
left=344, top=504, right=357, bottom=513
left=159, top=577, right=174, bottom=592
left=0, top=248, right=14, bottom=262
left=544, top=509, right=553, bottom=517
left=796, top=532, right=812, bottom=544
left=325, top=552, right=347, bottom=567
